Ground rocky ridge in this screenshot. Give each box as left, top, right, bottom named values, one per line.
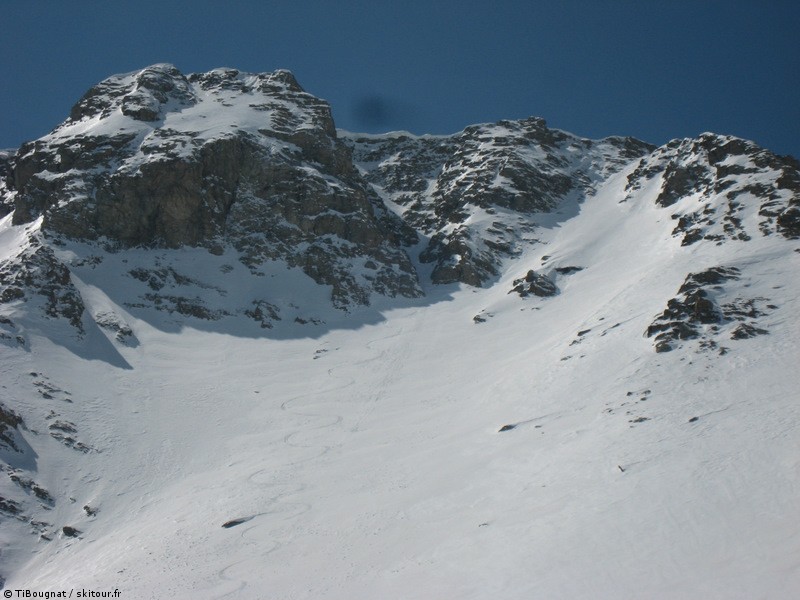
left=343, top=121, right=652, bottom=285
left=624, top=133, right=800, bottom=244
left=0, top=63, right=797, bottom=347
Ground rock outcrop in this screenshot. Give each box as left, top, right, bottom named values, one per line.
left=624, top=134, right=800, bottom=244
left=0, top=237, right=85, bottom=331
left=509, top=269, right=558, bottom=298
left=646, top=266, right=775, bottom=353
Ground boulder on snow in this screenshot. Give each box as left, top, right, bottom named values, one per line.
left=509, top=270, right=557, bottom=298
left=62, top=525, right=81, bottom=538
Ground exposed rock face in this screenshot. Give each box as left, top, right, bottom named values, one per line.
left=6, top=64, right=422, bottom=309
left=345, top=121, right=653, bottom=285
left=0, top=238, right=85, bottom=331
left=646, top=267, right=738, bottom=352
left=646, top=266, right=775, bottom=353
left=625, top=134, right=800, bottom=244
left=0, top=403, right=24, bottom=453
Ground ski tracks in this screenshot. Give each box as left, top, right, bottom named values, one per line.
left=212, top=320, right=409, bottom=598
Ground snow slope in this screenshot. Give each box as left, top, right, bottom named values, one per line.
left=2, top=156, right=798, bottom=598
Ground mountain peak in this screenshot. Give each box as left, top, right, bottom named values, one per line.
left=1, top=65, right=797, bottom=318
left=0, top=66, right=798, bottom=597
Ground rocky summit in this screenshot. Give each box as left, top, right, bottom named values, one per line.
left=6, top=64, right=421, bottom=311
left=1, top=65, right=799, bottom=598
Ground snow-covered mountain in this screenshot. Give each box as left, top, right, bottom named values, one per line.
left=1, top=64, right=798, bottom=598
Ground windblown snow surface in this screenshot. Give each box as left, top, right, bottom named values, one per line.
left=1, top=161, right=799, bottom=599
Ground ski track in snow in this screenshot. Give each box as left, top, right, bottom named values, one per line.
left=2, top=240, right=798, bottom=598
left=210, top=321, right=410, bottom=598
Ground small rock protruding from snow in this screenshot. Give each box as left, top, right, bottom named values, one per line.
left=509, top=269, right=557, bottom=298
left=61, top=525, right=81, bottom=538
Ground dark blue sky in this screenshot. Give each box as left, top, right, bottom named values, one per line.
left=3, top=1, right=799, bottom=157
